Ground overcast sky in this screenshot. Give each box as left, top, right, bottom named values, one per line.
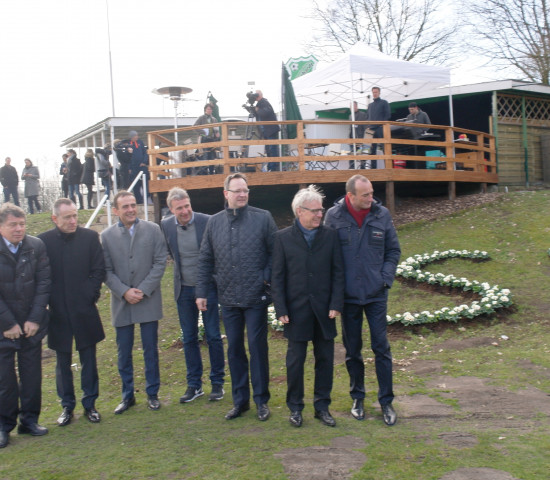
left=0, top=0, right=496, bottom=177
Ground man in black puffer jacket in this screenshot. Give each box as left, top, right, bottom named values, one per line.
left=0, top=203, right=50, bottom=448
left=196, top=173, right=277, bottom=422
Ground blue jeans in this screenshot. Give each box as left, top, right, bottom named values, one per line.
left=116, top=321, right=160, bottom=400
left=177, top=285, right=224, bottom=388
left=341, top=299, right=394, bottom=406
left=222, top=304, right=270, bottom=407
left=101, top=176, right=111, bottom=198
left=69, top=183, right=83, bottom=207
left=264, top=131, right=280, bottom=171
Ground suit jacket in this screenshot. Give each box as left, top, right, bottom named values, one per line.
left=38, top=226, right=105, bottom=352
left=101, top=219, right=167, bottom=327
left=161, top=212, right=213, bottom=300
left=271, top=222, right=344, bottom=342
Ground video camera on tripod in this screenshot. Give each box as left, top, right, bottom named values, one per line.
left=242, top=91, right=259, bottom=115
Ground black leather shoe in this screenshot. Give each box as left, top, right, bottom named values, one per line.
left=57, top=407, right=73, bottom=427
left=351, top=399, right=365, bottom=420
left=0, top=431, right=8, bottom=448
left=314, top=410, right=336, bottom=427
left=224, top=403, right=250, bottom=420
left=114, top=397, right=136, bottom=415
left=147, top=396, right=161, bottom=411
left=382, top=404, right=397, bottom=426
left=289, top=410, right=303, bottom=427
left=257, top=403, right=270, bottom=421
left=17, top=423, right=48, bottom=436
left=84, top=408, right=101, bottom=423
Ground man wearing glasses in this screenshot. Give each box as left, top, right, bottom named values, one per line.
left=325, top=175, right=401, bottom=426
left=271, top=185, right=344, bottom=428
left=196, top=173, right=277, bottom=422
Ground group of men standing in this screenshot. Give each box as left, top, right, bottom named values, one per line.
left=0, top=171, right=400, bottom=449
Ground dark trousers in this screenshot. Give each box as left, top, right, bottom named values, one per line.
left=55, top=345, right=99, bottom=411
left=264, top=131, right=280, bottom=171
left=3, top=186, right=19, bottom=206
left=286, top=319, right=334, bottom=412
left=119, top=164, right=131, bottom=189
left=0, top=339, right=42, bottom=432
left=176, top=286, right=225, bottom=388
left=222, top=304, right=270, bottom=407
left=370, top=126, right=384, bottom=154
left=26, top=195, right=41, bottom=214
left=83, top=183, right=94, bottom=209
left=341, top=300, right=394, bottom=406
left=116, top=321, right=160, bottom=400
left=129, top=168, right=145, bottom=204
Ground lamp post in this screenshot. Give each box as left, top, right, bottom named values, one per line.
left=152, top=86, right=193, bottom=145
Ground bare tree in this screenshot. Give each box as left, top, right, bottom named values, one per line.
left=465, top=0, right=550, bottom=85
left=307, top=0, right=458, bottom=65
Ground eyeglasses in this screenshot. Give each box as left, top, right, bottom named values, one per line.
left=226, top=189, right=249, bottom=194
left=300, top=206, right=325, bottom=215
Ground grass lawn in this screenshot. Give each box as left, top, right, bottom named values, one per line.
left=1, top=189, right=549, bottom=479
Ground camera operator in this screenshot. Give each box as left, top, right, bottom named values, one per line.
left=194, top=103, right=220, bottom=175
left=254, top=90, right=280, bottom=172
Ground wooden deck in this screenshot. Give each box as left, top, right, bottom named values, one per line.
left=145, top=120, right=497, bottom=215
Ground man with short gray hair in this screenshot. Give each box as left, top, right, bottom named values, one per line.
left=272, top=185, right=344, bottom=428
left=161, top=187, right=225, bottom=404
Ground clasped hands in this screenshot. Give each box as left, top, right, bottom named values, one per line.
left=3, top=321, right=39, bottom=340
left=124, top=288, right=144, bottom=304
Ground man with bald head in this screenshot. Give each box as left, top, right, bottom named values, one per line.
left=325, top=174, right=401, bottom=426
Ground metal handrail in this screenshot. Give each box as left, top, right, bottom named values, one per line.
left=84, top=171, right=148, bottom=229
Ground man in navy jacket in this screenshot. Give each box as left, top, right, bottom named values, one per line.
left=161, top=187, right=224, bottom=404
left=325, top=174, right=401, bottom=426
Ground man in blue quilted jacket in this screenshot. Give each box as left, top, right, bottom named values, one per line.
left=325, top=174, right=401, bottom=426
left=196, top=173, right=277, bottom=422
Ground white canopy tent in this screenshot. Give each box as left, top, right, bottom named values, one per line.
left=292, top=43, right=452, bottom=123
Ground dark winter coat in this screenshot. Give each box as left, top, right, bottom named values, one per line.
left=366, top=97, right=391, bottom=128
left=255, top=97, right=280, bottom=138
left=0, top=164, right=18, bottom=188
left=324, top=198, right=401, bottom=305
left=0, top=235, right=50, bottom=347
left=67, top=154, right=82, bottom=185
left=271, top=222, right=344, bottom=341
left=196, top=204, right=277, bottom=307
left=38, top=227, right=105, bottom=352
left=81, top=155, right=96, bottom=186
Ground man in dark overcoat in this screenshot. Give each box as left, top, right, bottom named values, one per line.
left=38, top=198, right=105, bottom=426
left=0, top=203, right=50, bottom=448
left=271, top=185, right=344, bottom=428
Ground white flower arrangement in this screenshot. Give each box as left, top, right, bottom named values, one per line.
left=267, top=305, right=284, bottom=332
left=388, top=249, right=513, bottom=326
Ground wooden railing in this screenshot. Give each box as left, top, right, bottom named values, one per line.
left=146, top=120, right=497, bottom=195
